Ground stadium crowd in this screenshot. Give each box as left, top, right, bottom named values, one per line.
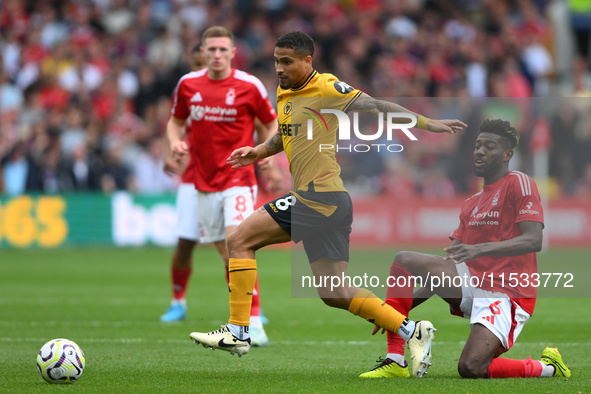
left=1, top=0, right=590, bottom=199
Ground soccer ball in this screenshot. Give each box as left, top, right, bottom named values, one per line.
left=36, top=339, right=85, bottom=383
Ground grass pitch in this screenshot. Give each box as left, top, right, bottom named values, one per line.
left=1, top=246, right=590, bottom=393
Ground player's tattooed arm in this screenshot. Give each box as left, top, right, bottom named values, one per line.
left=349, top=93, right=467, bottom=134
left=228, top=129, right=283, bottom=169
left=348, top=93, right=419, bottom=119
left=261, top=130, right=284, bottom=157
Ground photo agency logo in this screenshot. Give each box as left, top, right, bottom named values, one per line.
left=305, top=109, right=419, bottom=153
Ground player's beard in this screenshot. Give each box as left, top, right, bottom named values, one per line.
left=278, top=79, right=290, bottom=89
left=474, top=157, right=502, bottom=179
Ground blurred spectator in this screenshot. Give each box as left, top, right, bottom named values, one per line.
left=420, top=167, right=456, bottom=200
left=572, top=163, right=591, bottom=200
left=100, top=142, right=135, bottom=193
left=0, top=0, right=589, bottom=199
left=1, top=141, right=42, bottom=195
left=133, top=136, right=177, bottom=193
left=60, top=106, right=87, bottom=159
left=61, top=143, right=103, bottom=191
left=569, top=0, right=591, bottom=65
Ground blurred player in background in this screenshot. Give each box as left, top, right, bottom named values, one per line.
left=361, top=120, right=570, bottom=379
left=166, top=28, right=279, bottom=346
left=160, top=44, right=206, bottom=324
left=188, top=31, right=466, bottom=375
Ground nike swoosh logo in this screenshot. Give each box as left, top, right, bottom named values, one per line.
left=415, top=329, right=422, bottom=341
left=218, top=338, right=237, bottom=348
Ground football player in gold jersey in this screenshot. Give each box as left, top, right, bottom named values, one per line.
left=190, top=31, right=467, bottom=377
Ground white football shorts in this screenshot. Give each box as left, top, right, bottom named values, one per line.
left=175, top=183, right=200, bottom=242
left=455, top=262, right=531, bottom=351
left=197, top=185, right=257, bottom=243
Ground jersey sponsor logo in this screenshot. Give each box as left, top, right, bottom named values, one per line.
left=280, top=123, right=303, bottom=137
left=482, top=315, right=496, bottom=325
left=190, top=91, right=203, bottom=102
left=190, top=105, right=238, bottom=122
left=471, top=207, right=479, bottom=217
left=519, top=208, right=540, bottom=215
left=232, top=213, right=244, bottom=222
left=468, top=210, right=500, bottom=226
left=225, top=88, right=236, bottom=105
left=472, top=211, right=499, bottom=220
left=333, top=81, right=354, bottom=94
left=268, top=203, right=279, bottom=213
left=526, top=202, right=533, bottom=209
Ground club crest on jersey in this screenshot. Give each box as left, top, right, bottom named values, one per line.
left=284, top=101, right=292, bottom=115
left=190, top=91, right=203, bottom=103
left=226, top=88, right=236, bottom=105
left=492, top=189, right=500, bottom=206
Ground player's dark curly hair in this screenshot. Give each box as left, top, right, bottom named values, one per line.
left=478, top=119, right=520, bottom=149
left=275, top=31, right=315, bottom=58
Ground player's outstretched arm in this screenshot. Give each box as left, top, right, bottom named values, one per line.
left=443, top=221, right=543, bottom=263
left=349, top=93, right=467, bottom=134
left=227, top=130, right=284, bottom=169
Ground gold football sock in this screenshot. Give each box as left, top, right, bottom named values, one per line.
left=228, top=258, right=257, bottom=326
left=348, top=288, right=406, bottom=333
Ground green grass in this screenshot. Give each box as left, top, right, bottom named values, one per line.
left=1, top=247, right=590, bottom=393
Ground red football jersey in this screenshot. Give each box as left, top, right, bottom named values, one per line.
left=171, top=69, right=277, bottom=192
left=181, top=123, right=196, bottom=184
left=450, top=171, right=544, bottom=315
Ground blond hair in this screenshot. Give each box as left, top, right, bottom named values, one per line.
left=202, top=26, right=234, bottom=44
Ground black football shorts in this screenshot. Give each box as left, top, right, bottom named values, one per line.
left=264, top=191, right=352, bottom=263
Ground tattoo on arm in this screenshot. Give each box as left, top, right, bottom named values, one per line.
left=349, top=93, right=417, bottom=117
left=262, top=131, right=284, bottom=157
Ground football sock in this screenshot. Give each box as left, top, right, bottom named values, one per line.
left=228, top=258, right=257, bottom=326
left=171, top=267, right=192, bottom=300
left=386, top=262, right=414, bottom=354
left=225, top=266, right=261, bottom=318
left=397, top=319, right=416, bottom=342
left=227, top=323, right=250, bottom=340
left=348, top=289, right=406, bottom=333
left=487, top=357, right=544, bottom=378
left=386, top=353, right=406, bottom=367
left=541, top=364, right=555, bottom=377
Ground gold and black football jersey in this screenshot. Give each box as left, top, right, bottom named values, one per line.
left=277, top=70, right=361, bottom=196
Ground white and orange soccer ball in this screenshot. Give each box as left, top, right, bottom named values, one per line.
left=36, top=339, right=85, bottom=383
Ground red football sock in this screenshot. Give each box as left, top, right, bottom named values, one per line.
left=487, top=357, right=543, bottom=378
left=171, top=267, right=192, bottom=300
left=386, top=263, right=414, bottom=355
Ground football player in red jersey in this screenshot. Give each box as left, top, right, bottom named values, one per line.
left=166, top=27, right=279, bottom=346
left=160, top=44, right=205, bottom=323
left=361, top=119, right=570, bottom=379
